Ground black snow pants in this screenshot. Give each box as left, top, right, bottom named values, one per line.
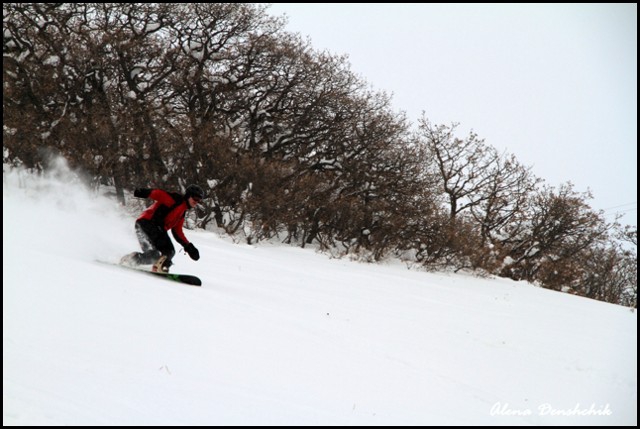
left=135, top=219, right=176, bottom=264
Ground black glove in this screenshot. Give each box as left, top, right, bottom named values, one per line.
left=134, top=188, right=152, bottom=198
left=184, top=242, right=200, bottom=261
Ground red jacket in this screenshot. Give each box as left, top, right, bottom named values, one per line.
left=137, top=189, right=190, bottom=246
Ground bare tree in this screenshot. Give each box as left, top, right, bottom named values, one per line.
left=501, top=183, right=610, bottom=284
left=418, top=119, right=500, bottom=220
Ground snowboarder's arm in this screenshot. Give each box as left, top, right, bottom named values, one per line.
left=134, top=188, right=176, bottom=206
left=171, top=220, right=199, bottom=260
left=171, top=218, right=189, bottom=247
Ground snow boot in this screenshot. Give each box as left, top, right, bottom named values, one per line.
left=152, top=255, right=172, bottom=273
left=120, top=252, right=141, bottom=267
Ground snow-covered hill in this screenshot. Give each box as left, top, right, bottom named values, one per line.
left=3, top=166, right=637, bottom=425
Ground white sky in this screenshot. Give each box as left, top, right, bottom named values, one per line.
left=3, top=165, right=637, bottom=425
left=267, top=3, right=637, bottom=227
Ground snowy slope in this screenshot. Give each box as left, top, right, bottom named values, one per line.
left=3, top=166, right=637, bottom=425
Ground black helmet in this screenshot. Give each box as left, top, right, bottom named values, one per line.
left=185, top=184, right=205, bottom=200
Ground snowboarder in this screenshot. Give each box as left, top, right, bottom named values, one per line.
left=121, top=184, right=203, bottom=272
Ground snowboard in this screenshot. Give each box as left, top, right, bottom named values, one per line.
left=98, top=261, right=202, bottom=286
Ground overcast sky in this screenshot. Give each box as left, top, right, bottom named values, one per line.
left=267, top=3, right=637, bottom=227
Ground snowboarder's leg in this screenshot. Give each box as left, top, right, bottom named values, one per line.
left=151, top=237, right=175, bottom=272
left=135, top=219, right=175, bottom=266
left=135, top=220, right=162, bottom=264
